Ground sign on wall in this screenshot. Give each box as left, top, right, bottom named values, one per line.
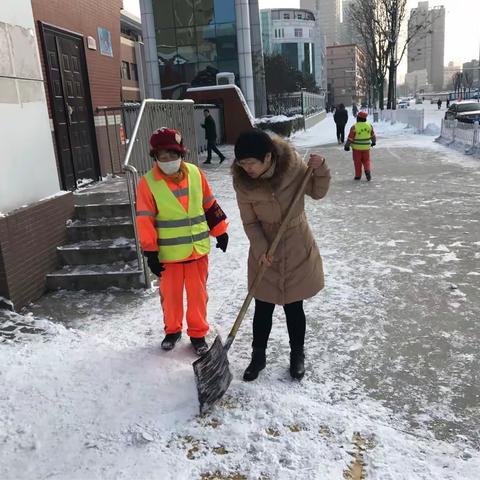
left=97, top=27, right=113, bottom=57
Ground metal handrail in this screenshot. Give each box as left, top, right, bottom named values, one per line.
left=123, top=98, right=198, bottom=288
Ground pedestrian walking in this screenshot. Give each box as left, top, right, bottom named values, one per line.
left=232, top=129, right=331, bottom=381
left=352, top=102, right=359, bottom=117
left=136, top=127, right=229, bottom=355
left=201, top=109, right=226, bottom=164
left=344, top=111, right=376, bottom=181
left=446, top=98, right=450, bottom=108
left=333, top=103, right=348, bottom=144
left=437, top=99, right=442, bottom=110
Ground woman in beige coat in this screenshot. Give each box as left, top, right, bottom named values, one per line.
left=232, top=129, right=330, bottom=381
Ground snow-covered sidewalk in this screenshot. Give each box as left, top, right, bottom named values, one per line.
left=1, top=114, right=479, bottom=479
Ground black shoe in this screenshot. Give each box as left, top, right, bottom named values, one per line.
left=365, top=170, right=371, bottom=181
left=219, top=156, right=226, bottom=164
left=203, top=159, right=212, bottom=164
left=161, top=332, right=182, bottom=350
left=243, top=348, right=266, bottom=381
left=190, top=337, right=209, bottom=356
left=290, top=346, right=305, bottom=380
left=354, top=176, right=361, bottom=180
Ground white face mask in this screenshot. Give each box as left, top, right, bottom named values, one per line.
left=157, top=159, right=181, bottom=175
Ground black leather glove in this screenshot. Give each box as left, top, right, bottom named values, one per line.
left=215, top=233, right=229, bottom=253
left=344, top=145, right=350, bottom=152
left=371, top=141, right=376, bottom=147
left=144, top=251, right=165, bottom=277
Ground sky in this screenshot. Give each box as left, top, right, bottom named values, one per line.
left=123, top=0, right=480, bottom=68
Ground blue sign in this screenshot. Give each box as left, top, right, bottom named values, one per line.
left=97, top=28, right=113, bottom=57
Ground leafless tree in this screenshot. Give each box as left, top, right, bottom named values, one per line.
left=348, top=0, right=437, bottom=109
left=463, top=71, right=474, bottom=98
left=347, top=0, right=389, bottom=109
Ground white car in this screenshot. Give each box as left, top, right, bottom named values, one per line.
left=398, top=101, right=409, bottom=109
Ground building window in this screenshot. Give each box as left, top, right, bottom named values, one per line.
left=274, top=29, right=277, bottom=38
left=121, top=61, right=130, bottom=80
left=272, top=11, right=280, bottom=20
left=295, top=28, right=303, bottom=38
left=130, top=63, right=138, bottom=81
left=281, top=28, right=285, bottom=38
left=283, top=13, right=290, bottom=19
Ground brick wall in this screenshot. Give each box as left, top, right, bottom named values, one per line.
left=0, top=193, right=74, bottom=310
left=185, top=88, right=254, bottom=144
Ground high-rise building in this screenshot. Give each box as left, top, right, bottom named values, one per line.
left=260, top=8, right=326, bottom=90
left=327, top=44, right=367, bottom=106
left=407, top=1, right=445, bottom=91
left=140, top=0, right=266, bottom=115
left=300, top=0, right=341, bottom=47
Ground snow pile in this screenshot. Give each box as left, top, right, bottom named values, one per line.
left=424, top=122, right=441, bottom=136
left=255, top=114, right=303, bottom=124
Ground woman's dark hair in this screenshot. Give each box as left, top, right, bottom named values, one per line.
left=339, top=103, right=345, bottom=110
left=234, top=128, right=275, bottom=162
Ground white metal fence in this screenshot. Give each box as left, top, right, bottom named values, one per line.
left=378, top=109, right=425, bottom=133
left=438, top=119, right=480, bottom=155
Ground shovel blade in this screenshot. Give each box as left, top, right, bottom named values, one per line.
left=193, top=335, right=232, bottom=415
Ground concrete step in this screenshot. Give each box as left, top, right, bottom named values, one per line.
left=73, top=191, right=129, bottom=206
left=57, top=238, right=137, bottom=265
left=67, top=217, right=134, bottom=241
left=75, top=203, right=131, bottom=220
left=46, top=262, right=145, bottom=291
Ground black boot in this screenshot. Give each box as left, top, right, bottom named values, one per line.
left=290, top=346, right=305, bottom=380
left=365, top=170, right=372, bottom=181
left=161, top=332, right=182, bottom=350
left=190, top=336, right=209, bottom=356
left=243, top=348, right=266, bottom=381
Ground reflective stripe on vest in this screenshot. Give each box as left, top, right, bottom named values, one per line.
left=144, top=163, right=210, bottom=262
left=352, top=122, right=373, bottom=150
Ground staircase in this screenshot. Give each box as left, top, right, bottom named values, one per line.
left=46, top=178, right=146, bottom=291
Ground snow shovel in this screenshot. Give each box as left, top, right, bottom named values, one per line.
left=193, top=163, right=315, bottom=415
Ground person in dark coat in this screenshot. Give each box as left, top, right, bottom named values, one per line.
left=437, top=99, right=442, bottom=110
left=333, top=103, right=348, bottom=144
left=201, top=109, right=226, bottom=164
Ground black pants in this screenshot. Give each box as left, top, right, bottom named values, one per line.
left=252, top=299, right=306, bottom=349
left=207, top=140, right=224, bottom=161
left=336, top=124, right=346, bottom=143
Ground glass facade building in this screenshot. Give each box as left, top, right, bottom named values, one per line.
left=260, top=9, right=316, bottom=78
left=153, top=0, right=239, bottom=98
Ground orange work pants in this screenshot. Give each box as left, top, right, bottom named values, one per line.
left=352, top=149, right=371, bottom=177
left=159, top=255, right=209, bottom=338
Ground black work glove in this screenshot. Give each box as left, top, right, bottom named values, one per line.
left=344, top=145, right=350, bottom=152
left=144, top=251, right=165, bottom=277
left=215, top=233, right=229, bottom=253
left=371, top=141, right=376, bottom=147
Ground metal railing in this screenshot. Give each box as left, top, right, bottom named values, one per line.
left=267, top=91, right=326, bottom=118
left=438, top=119, right=480, bottom=155
left=123, top=99, right=198, bottom=287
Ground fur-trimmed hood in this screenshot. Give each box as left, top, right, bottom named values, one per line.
left=231, top=136, right=299, bottom=192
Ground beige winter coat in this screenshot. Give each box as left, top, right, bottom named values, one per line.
left=232, top=137, right=331, bottom=305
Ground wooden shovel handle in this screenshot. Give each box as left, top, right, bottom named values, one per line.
left=224, top=164, right=314, bottom=351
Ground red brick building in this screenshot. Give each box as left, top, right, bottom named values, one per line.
left=32, top=0, right=123, bottom=187
left=0, top=0, right=126, bottom=310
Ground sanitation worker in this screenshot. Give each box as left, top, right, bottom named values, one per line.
left=136, top=127, right=229, bottom=355
left=344, top=111, right=376, bottom=181
left=232, top=128, right=331, bottom=381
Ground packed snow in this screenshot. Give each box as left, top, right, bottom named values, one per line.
left=1, top=102, right=479, bottom=479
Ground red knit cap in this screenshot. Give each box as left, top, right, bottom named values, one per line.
left=149, top=127, right=187, bottom=157
left=357, top=111, right=368, bottom=120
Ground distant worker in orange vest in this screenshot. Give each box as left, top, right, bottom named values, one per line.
left=135, top=127, right=229, bottom=355
left=344, top=111, right=376, bottom=181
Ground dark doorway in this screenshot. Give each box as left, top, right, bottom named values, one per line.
left=40, top=23, right=99, bottom=190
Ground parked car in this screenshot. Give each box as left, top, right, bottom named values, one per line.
left=415, top=98, right=423, bottom=104
left=444, top=101, right=480, bottom=124
left=398, top=100, right=409, bottom=109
